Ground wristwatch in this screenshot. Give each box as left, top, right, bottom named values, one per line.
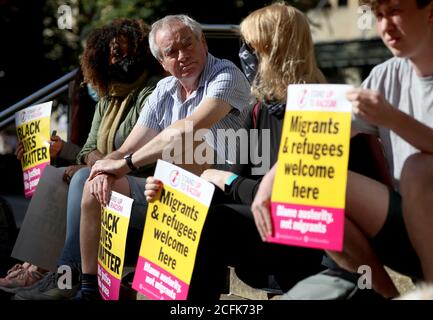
left=124, top=153, right=138, bottom=172
left=224, top=173, right=239, bottom=194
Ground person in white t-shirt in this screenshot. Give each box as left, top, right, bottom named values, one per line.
left=252, top=0, right=433, bottom=298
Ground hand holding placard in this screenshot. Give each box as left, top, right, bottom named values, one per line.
left=270, top=84, right=352, bottom=251
left=133, top=160, right=215, bottom=300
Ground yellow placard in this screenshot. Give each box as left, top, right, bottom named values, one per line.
left=97, top=191, right=133, bottom=300
left=272, top=111, right=351, bottom=208
left=16, top=116, right=51, bottom=170
left=98, top=208, right=130, bottom=279
left=139, top=183, right=209, bottom=283
left=15, top=102, right=52, bottom=198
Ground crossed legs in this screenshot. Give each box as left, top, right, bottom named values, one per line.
left=327, top=170, right=399, bottom=298
left=328, top=153, right=433, bottom=298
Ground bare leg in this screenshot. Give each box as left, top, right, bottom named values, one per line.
left=327, top=171, right=399, bottom=298
left=400, top=153, right=433, bottom=282
left=80, top=177, right=130, bottom=275
left=327, top=218, right=398, bottom=298
left=345, top=171, right=389, bottom=237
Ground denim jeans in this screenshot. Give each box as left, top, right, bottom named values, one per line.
left=56, top=167, right=149, bottom=273
left=57, top=167, right=90, bottom=271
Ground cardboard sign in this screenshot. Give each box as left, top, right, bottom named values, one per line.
left=97, top=191, right=133, bottom=300
left=132, top=160, right=215, bottom=300
left=270, top=84, right=352, bottom=251
left=11, top=166, right=68, bottom=271
left=15, top=102, right=52, bottom=198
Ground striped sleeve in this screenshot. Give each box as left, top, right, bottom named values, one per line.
left=205, top=65, right=251, bottom=113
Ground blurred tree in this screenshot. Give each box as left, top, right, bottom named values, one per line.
left=41, top=0, right=321, bottom=72
left=41, top=0, right=168, bottom=73
left=0, top=0, right=50, bottom=108
left=0, top=0, right=321, bottom=110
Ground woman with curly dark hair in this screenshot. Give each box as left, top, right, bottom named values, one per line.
left=1, top=18, right=161, bottom=295
left=74, top=18, right=161, bottom=174
left=81, top=18, right=159, bottom=98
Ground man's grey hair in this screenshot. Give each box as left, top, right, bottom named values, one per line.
left=149, top=14, right=203, bottom=61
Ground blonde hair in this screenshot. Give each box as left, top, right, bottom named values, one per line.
left=240, top=2, right=325, bottom=103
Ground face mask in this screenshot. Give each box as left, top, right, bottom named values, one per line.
left=238, top=42, right=258, bottom=84
left=108, top=57, right=144, bottom=84
left=87, top=84, right=99, bottom=102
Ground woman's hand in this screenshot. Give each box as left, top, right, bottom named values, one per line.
left=49, top=135, right=64, bottom=159
left=63, top=165, right=86, bottom=184
left=16, top=135, right=64, bottom=161
left=15, top=142, right=24, bottom=160
left=251, top=164, right=276, bottom=241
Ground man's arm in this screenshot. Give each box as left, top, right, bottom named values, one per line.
left=86, top=125, right=159, bottom=206
left=103, top=125, right=159, bottom=161
left=89, top=97, right=232, bottom=180
left=131, top=97, right=231, bottom=166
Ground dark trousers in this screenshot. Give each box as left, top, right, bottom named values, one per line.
left=188, top=204, right=324, bottom=300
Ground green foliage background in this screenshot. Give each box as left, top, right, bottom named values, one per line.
left=42, top=0, right=321, bottom=72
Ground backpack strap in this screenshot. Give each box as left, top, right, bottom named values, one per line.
left=251, top=101, right=261, bottom=129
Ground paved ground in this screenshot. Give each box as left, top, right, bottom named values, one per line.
left=136, top=267, right=417, bottom=300
left=226, top=267, right=417, bottom=300
left=0, top=265, right=419, bottom=300
left=386, top=267, right=416, bottom=295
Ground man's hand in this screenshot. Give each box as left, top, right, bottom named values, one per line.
left=200, top=169, right=233, bottom=191
left=251, top=164, right=276, bottom=241
left=49, top=135, right=64, bottom=159
left=144, top=177, right=163, bottom=202
left=347, top=89, right=396, bottom=128
left=88, top=173, right=115, bottom=206
left=89, top=158, right=129, bottom=181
